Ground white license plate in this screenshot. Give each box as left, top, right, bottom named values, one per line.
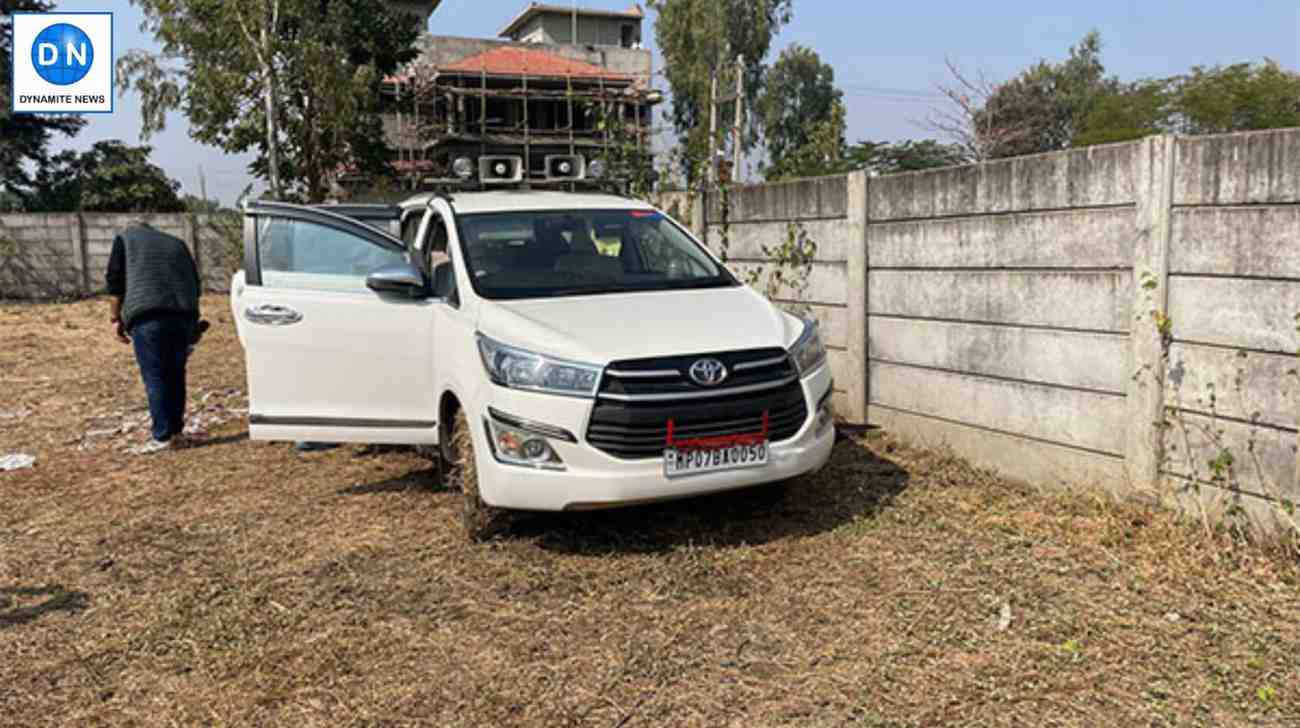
left=663, top=441, right=769, bottom=478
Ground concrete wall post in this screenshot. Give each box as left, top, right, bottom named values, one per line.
left=1125, top=135, right=1176, bottom=490
left=692, top=188, right=707, bottom=243
left=186, top=214, right=203, bottom=284
left=71, top=212, right=89, bottom=295
left=844, top=170, right=869, bottom=424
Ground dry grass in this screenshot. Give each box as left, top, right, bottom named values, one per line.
left=1, top=296, right=1298, bottom=727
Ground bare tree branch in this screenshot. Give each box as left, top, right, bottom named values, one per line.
left=927, top=57, right=1031, bottom=162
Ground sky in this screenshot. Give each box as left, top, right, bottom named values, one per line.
left=45, top=0, right=1300, bottom=204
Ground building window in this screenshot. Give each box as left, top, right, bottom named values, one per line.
left=621, top=24, right=635, bottom=48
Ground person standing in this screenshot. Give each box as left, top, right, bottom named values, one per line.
left=106, top=221, right=202, bottom=454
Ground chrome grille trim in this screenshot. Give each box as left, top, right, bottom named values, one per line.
left=596, top=375, right=799, bottom=403
left=604, top=368, right=681, bottom=379
left=732, top=355, right=789, bottom=372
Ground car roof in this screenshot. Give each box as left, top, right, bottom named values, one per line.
left=399, top=189, right=657, bottom=215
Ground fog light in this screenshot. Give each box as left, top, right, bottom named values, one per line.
left=814, top=388, right=834, bottom=437
left=815, top=408, right=832, bottom=437
left=522, top=438, right=551, bottom=461
left=486, top=416, right=565, bottom=470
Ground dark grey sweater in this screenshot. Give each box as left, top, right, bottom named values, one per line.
left=105, top=223, right=201, bottom=330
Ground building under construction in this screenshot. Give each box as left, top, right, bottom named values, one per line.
left=373, top=3, right=661, bottom=189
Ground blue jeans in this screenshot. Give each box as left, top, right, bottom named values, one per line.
left=131, top=313, right=195, bottom=442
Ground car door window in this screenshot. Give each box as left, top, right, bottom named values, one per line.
left=257, top=217, right=405, bottom=293
left=422, top=213, right=450, bottom=268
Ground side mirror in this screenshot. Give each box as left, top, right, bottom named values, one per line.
left=366, top=262, right=427, bottom=298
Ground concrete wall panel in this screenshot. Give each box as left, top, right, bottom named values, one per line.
left=869, top=142, right=1137, bottom=221
left=1166, top=343, right=1298, bottom=430
left=828, top=349, right=855, bottom=394
left=709, top=218, right=853, bottom=263
left=1169, top=206, right=1300, bottom=278
left=870, top=207, right=1136, bottom=269
left=869, top=361, right=1128, bottom=455
left=731, top=261, right=848, bottom=306
left=1161, top=414, right=1297, bottom=499
left=868, top=270, right=1133, bottom=332
left=1168, top=276, right=1299, bottom=353
left=799, top=303, right=848, bottom=350
left=869, top=317, right=1129, bottom=394
left=870, top=406, right=1127, bottom=489
left=1174, top=129, right=1300, bottom=206
left=709, top=175, right=849, bottom=223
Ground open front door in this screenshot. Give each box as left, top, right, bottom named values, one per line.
left=232, top=203, right=439, bottom=445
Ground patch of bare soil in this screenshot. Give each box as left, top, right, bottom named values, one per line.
left=1, top=297, right=1297, bottom=727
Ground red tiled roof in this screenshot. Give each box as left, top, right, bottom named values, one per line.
left=440, top=46, right=630, bottom=81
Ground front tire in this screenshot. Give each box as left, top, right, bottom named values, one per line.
left=445, top=411, right=510, bottom=541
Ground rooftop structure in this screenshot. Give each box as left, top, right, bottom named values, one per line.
left=364, top=3, right=658, bottom=194
left=499, top=3, right=645, bottom=47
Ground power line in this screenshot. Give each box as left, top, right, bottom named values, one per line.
left=836, top=82, right=944, bottom=99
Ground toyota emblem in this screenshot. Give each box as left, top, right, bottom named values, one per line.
left=688, top=358, right=728, bottom=386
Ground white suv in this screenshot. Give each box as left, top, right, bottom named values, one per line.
left=231, top=165, right=835, bottom=539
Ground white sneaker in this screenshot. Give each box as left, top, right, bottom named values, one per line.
left=130, top=438, right=172, bottom=455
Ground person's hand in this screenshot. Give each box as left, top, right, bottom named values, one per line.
left=113, top=319, right=129, bottom=344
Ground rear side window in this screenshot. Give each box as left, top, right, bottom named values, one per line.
left=257, top=217, right=405, bottom=293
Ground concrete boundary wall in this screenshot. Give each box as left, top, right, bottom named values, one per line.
left=694, top=128, right=1299, bottom=522
left=0, top=212, right=241, bottom=299
left=699, top=175, right=866, bottom=422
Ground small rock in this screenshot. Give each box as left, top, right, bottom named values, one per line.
left=1164, top=612, right=1181, bottom=623
left=996, top=602, right=1013, bottom=632
left=0, top=453, right=35, bottom=471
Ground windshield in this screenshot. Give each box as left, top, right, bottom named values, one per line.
left=455, top=209, right=736, bottom=300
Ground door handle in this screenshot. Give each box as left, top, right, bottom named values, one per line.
left=244, top=303, right=303, bottom=326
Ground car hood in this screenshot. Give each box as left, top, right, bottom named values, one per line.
left=477, top=286, right=801, bottom=364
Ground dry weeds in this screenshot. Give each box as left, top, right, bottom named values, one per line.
left=1, top=297, right=1297, bottom=727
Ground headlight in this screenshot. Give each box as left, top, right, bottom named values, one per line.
left=789, top=318, right=827, bottom=375
left=476, top=333, right=602, bottom=398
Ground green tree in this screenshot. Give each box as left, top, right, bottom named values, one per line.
left=1073, top=79, right=1168, bottom=146
left=0, top=0, right=86, bottom=208
left=846, top=139, right=969, bottom=175
left=1169, top=60, right=1300, bottom=135
left=29, top=140, right=185, bottom=212
left=120, top=0, right=419, bottom=202
left=761, top=44, right=843, bottom=178
left=765, top=100, right=849, bottom=180
left=648, top=0, right=793, bottom=185
left=1076, top=60, right=1300, bottom=145
left=977, top=31, right=1117, bottom=158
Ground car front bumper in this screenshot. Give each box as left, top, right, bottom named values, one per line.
left=471, top=363, right=836, bottom=512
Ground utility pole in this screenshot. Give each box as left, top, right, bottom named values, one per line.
left=732, top=55, right=744, bottom=184
left=708, top=69, right=719, bottom=186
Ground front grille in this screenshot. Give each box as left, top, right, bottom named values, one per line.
left=586, top=348, right=809, bottom=460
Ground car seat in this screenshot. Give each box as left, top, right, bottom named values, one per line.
left=553, top=224, right=624, bottom=282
